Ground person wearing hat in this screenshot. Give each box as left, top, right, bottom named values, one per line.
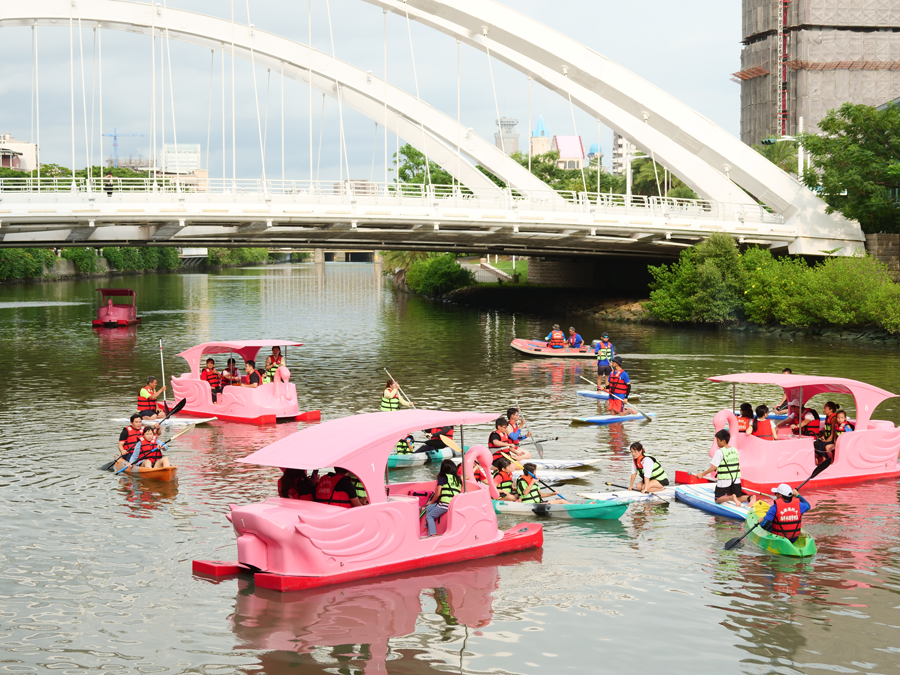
left=594, top=332, right=615, bottom=389
left=606, top=356, right=636, bottom=415
left=775, top=398, right=803, bottom=434
left=759, top=484, right=811, bottom=543
left=544, top=324, right=566, bottom=349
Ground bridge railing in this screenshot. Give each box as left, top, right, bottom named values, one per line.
left=0, top=177, right=784, bottom=225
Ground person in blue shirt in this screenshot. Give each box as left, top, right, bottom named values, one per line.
left=567, top=327, right=584, bottom=348
left=594, top=333, right=615, bottom=389
left=544, top=324, right=566, bottom=348
left=759, top=483, right=811, bottom=543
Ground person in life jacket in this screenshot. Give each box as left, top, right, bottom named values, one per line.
left=606, top=357, right=636, bottom=416
left=817, top=409, right=854, bottom=464
left=380, top=378, right=411, bottom=412
left=349, top=472, right=369, bottom=506
left=137, top=376, right=167, bottom=419
left=814, top=402, right=840, bottom=464
left=628, top=442, right=670, bottom=493
left=420, top=424, right=454, bottom=451
left=760, top=483, right=811, bottom=543
left=201, top=358, right=223, bottom=404
left=567, top=327, right=584, bottom=348
left=594, top=332, right=615, bottom=389
left=263, top=346, right=286, bottom=384
left=737, top=403, right=754, bottom=435
left=221, top=357, right=242, bottom=387
left=792, top=407, right=821, bottom=437
left=506, top=408, right=532, bottom=447
left=314, top=467, right=362, bottom=509
left=116, top=414, right=145, bottom=466
left=751, top=405, right=776, bottom=441
left=117, top=426, right=171, bottom=472
left=278, top=468, right=315, bottom=500
left=544, top=324, right=566, bottom=349
left=515, top=463, right=566, bottom=504
left=457, top=460, right=487, bottom=484
left=776, top=398, right=803, bottom=434
left=773, top=368, right=793, bottom=412
left=394, top=434, right=415, bottom=455
left=241, top=361, right=265, bottom=388
left=489, top=417, right=530, bottom=462
left=695, top=430, right=755, bottom=507
left=421, top=459, right=463, bottom=537
left=491, top=457, right=517, bottom=501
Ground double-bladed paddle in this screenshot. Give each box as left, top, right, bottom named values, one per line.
left=101, top=398, right=187, bottom=471
left=115, top=422, right=196, bottom=475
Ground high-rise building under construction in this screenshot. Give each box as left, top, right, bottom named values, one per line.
left=737, top=1, right=900, bottom=146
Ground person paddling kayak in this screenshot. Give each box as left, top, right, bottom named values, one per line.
left=137, top=376, right=167, bottom=419
left=116, top=426, right=172, bottom=471
left=627, top=442, right=669, bottom=493
left=516, top=463, right=566, bottom=504
left=759, top=484, right=811, bottom=543
left=380, top=378, right=411, bottom=412
left=506, top=408, right=532, bottom=447
left=491, top=457, right=518, bottom=501
left=116, top=414, right=145, bottom=466
left=489, top=417, right=530, bottom=462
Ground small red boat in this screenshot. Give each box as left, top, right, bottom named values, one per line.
left=93, top=289, right=142, bottom=327
left=510, top=338, right=594, bottom=358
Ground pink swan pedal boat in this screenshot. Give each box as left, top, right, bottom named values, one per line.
left=92, top=288, right=142, bottom=327
left=170, top=340, right=321, bottom=424
left=510, top=338, right=594, bottom=358
left=708, top=373, right=900, bottom=490
left=192, top=409, right=543, bottom=591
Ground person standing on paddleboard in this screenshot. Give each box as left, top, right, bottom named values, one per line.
left=594, top=333, right=615, bottom=389
left=695, top=430, right=756, bottom=507
left=759, top=484, right=810, bottom=543
left=606, top=357, right=637, bottom=416
left=137, top=376, right=167, bottom=419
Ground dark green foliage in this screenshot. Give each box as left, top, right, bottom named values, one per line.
left=405, top=253, right=474, bottom=296
left=798, top=102, right=900, bottom=233
left=156, top=248, right=181, bottom=269
left=393, top=145, right=455, bottom=185
left=0, top=248, right=56, bottom=281
left=381, top=251, right=438, bottom=272
left=631, top=159, right=698, bottom=199
left=61, top=248, right=100, bottom=274
left=102, top=247, right=182, bottom=271
left=205, top=248, right=269, bottom=266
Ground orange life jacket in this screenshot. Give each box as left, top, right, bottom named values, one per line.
left=138, top=437, right=163, bottom=465
left=120, top=426, right=143, bottom=458
left=801, top=408, right=821, bottom=436
left=548, top=330, right=565, bottom=347
left=737, top=416, right=751, bottom=432
left=607, top=371, right=629, bottom=399
left=457, top=462, right=486, bottom=483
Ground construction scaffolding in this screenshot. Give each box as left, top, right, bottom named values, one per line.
left=740, top=0, right=900, bottom=147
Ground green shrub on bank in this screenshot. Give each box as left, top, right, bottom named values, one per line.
left=406, top=253, right=474, bottom=296
left=102, top=247, right=182, bottom=271
left=205, top=248, right=268, bottom=266
left=61, top=248, right=100, bottom=274
left=0, top=248, right=56, bottom=281
left=648, top=234, right=900, bottom=332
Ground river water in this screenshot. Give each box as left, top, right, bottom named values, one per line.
left=1, top=263, right=899, bottom=675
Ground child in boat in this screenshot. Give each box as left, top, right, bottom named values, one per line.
left=422, top=460, right=463, bottom=537
left=506, top=407, right=532, bottom=447
left=695, top=431, right=754, bottom=507
left=201, top=358, right=223, bottom=403
left=491, top=457, right=518, bottom=501
left=221, top=358, right=241, bottom=387
left=817, top=409, right=854, bottom=463
left=737, top=403, right=754, bottom=435
left=759, top=483, right=810, bottom=543
left=394, top=434, right=415, bottom=455
left=119, top=426, right=171, bottom=470
left=628, top=442, right=670, bottom=493
left=516, top=463, right=566, bottom=504
left=457, top=459, right=487, bottom=484
left=751, top=405, right=776, bottom=440
left=813, top=402, right=840, bottom=464
left=489, top=417, right=530, bottom=462
left=278, top=468, right=314, bottom=500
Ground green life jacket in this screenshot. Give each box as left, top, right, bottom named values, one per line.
left=380, top=394, right=400, bottom=411
left=351, top=476, right=367, bottom=500
left=634, top=454, right=669, bottom=483
left=716, top=446, right=741, bottom=483
left=394, top=438, right=414, bottom=455
left=516, top=476, right=542, bottom=503
left=439, top=474, right=462, bottom=505
left=492, top=468, right=515, bottom=495
left=596, top=341, right=612, bottom=362
left=263, top=357, right=283, bottom=384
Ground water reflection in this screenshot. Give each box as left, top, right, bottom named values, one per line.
left=117, top=474, right=179, bottom=516
left=229, top=552, right=542, bottom=674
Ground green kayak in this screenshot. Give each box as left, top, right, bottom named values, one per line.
left=492, top=499, right=628, bottom=520
left=744, top=501, right=817, bottom=557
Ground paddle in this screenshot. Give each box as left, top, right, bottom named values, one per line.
left=101, top=399, right=187, bottom=470
left=384, top=367, right=415, bottom=409
left=501, top=452, right=567, bottom=502
left=515, top=400, right=543, bottom=459
left=159, top=337, right=168, bottom=405
left=578, top=375, right=641, bottom=401
left=605, top=481, right=667, bottom=502
left=115, top=422, right=196, bottom=475
left=607, top=392, right=652, bottom=422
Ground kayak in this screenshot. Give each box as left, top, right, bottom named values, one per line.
left=112, top=416, right=217, bottom=427
left=387, top=448, right=455, bottom=469
left=453, top=457, right=598, bottom=471
left=744, top=500, right=817, bottom=557
left=512, top=470, right=593, bottom=482
left=577, top=487, right=677, bottom=503
left=674, top=483, right=751, bottom=521
left=571, top=413, right=655, bottom=425
left=510, top=339, right=594, bottom=358
left=577, top=390, right=641, bottom=402
left=493, top=499, right=628, bottom=520
left=113, top=458, right=178, bottom=482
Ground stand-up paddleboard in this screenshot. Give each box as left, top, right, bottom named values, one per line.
left=454, top=456, right=598, bottom=471
left=674, top=483, right=751, bottom=521
left=493, top=499, right=628, bottom=520
left=571, top=413, right=655, bottom=425
left=387, top=447, right=456, bottom=469
left=577, top=390, right=641, bottom=402
left=577, top=487, right=676, bottom=503
left=512, top=469, right=593, bottom=482
left=111, top=416, right=217, bottom=427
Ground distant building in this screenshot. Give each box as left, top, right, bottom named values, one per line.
left=877, top=96, right=900, bottom=111
left=0, top=133, right=38, bottom=172
left=551, top=136, right=584, bottom=170
left=530, top=115, right=552, bottom=156
left=494, top=118, right=520, bottom=155
left=610, top=133, right=634, bottom=176
left=112, top=155, right=153, bottom=172
left=587, top=142, right=604, bottom=167
left=160, top=143, right=201, bottom=174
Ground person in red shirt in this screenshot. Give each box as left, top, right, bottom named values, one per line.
left=200, top=358, right=223, bottom=403
left=737, top=403, right=754, bottom=435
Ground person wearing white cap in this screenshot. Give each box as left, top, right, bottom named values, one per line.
left=775, top=398, right=803, bottom=434
left=759, top=484, right=811, bottom=543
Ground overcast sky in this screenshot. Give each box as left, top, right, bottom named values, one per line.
left=0, top=0, right=742, bottom=182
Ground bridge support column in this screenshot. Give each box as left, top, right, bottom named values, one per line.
left=866, top=234, right=899, bottom=281
left=313, top=248, right=325, bottom=264
left=333, top=251, right=346, bottom=262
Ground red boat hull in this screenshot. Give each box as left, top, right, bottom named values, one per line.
left=177, top=408, right=321, bottom=425
left=193, top=522, right=542, bottom=591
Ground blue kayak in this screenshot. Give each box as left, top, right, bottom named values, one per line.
left=674, top=483, right=751, bottom=521
left=577, top=390, right=641, bottom=402
left=571, top=412, right=655, bottom=425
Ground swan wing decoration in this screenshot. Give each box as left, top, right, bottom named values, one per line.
left=841, top=429, right=900, bottom=471
left=294, top=505, right=407, bottom=563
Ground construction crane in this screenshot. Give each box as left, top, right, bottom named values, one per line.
left=102, top=128, right=146, bottom=169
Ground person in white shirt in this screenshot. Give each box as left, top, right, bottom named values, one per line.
left=694, top=430, right=756, bottom=507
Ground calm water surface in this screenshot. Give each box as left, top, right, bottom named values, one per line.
left=1, top=263, right=899, bottom=675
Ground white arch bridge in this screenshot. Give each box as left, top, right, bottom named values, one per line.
left=0, top=0, right=866, bottom=258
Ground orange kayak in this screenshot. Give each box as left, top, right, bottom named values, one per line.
left=114, top=459, right=178, bottom=482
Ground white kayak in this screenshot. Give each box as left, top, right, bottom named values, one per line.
left=577, top=487, right=677, bottom=503
left=387, top=447, right=457, bottom=469
left=512, top=469, right=594, bottom=482
left=453, top=457, right=598, bottom=471
left=111, top=416, right=217, bottom=427
left=577, top=390, right=641, bottom=402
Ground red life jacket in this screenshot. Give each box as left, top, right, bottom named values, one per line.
left=752, top=418, right=775, bottom=440
left=428, top=426, right=454, bottom=440
left=801, top=408, right=821, bottom=436
left=490, top=431, right=510, bottom=461
left=137, top=388, right=158, bottom=412
left=548, top=330, right=565, bottom=347
left=201, top=368, right=221, bottom=389
left=137, top=437, right=163, bottom=465
left=457, top=462, right=486, bottom=483
left=737, top=416, right=751, bottom=432
left=607, top=371, right=629, bottom=399
left=770, top=498, right=803, bottom=541
left=222, top=367, right=241, bottom=385
left=314, top=473, right=353, bottom=508
left=508, top=422, right=522, bottom=446
left=835, top=421, right=854, bottom=436
left=121, top=426, right=144, bottom=457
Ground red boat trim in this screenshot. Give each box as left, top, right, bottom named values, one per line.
left=196, top=523, right=543, bottom=592
left=742, top=468, right=900, bottom=492
left=675, top=470, right=712, bottom=485
left=296, top=410, right=322, bottom=422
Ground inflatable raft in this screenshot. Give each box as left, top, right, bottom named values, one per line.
left=674, top=483, right=751, bottom=521
left=744, top=500, right=817, bottom=557
left=571, top=413, right=655, bottom=425
left=510, top=339, right=594, bottom=358
left=493, top=499, right=628, bottom=520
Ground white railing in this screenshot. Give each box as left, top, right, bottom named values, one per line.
left=0, top=178, right=785, bottom=225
